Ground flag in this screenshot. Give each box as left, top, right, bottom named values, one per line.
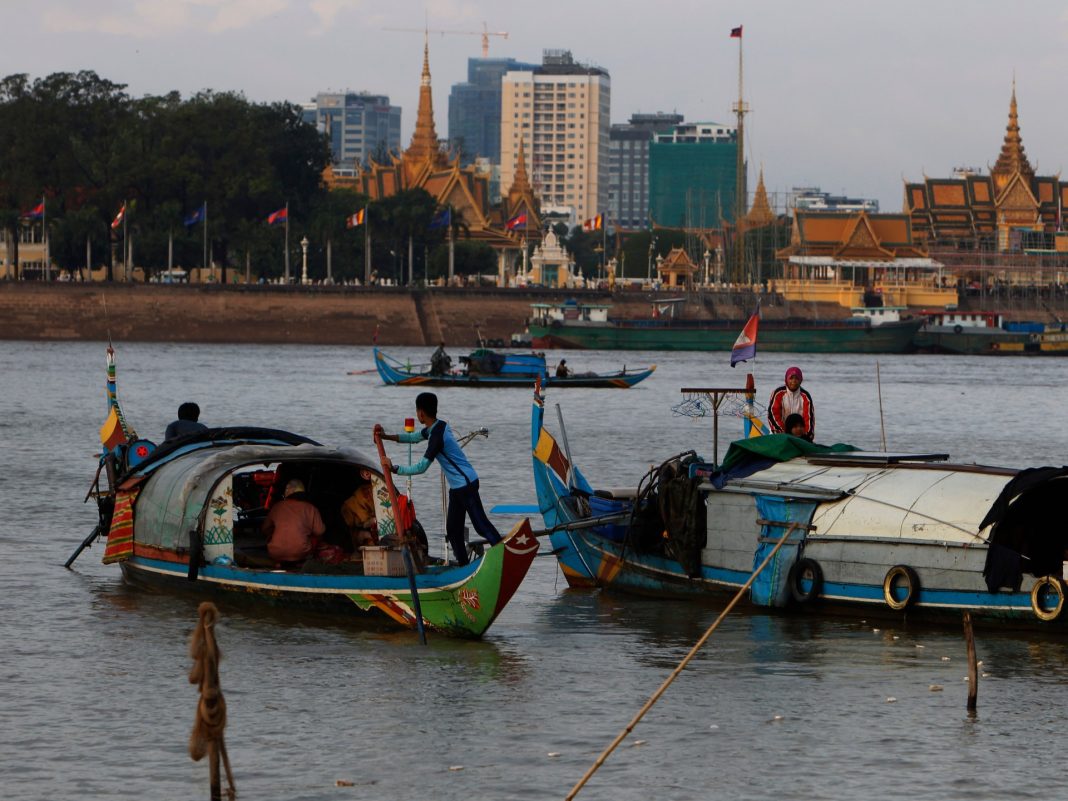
left=99, top=406, right=126, bottom=450
left=22, top=201, right=44, bottom=220
left=346, top=208, right=366, bottom=228
left=428, top=207, right=451, bottom=230
left=183, top=203, right=205, bottom=227
left=730, top=308, right=759, bottom=367
left=505, top=212, right=527, bottom=231
left=582, top=214, right=603, bottom=232
left=730, top=25, right=743, bottom=38
left=266, top=206, right=288, bottom=226
left=111, top=203, right=126, bottom=230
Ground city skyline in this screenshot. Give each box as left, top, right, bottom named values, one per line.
left=10, top=1, right=1068, bottom=212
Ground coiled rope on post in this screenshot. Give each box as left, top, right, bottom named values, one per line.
left=189, top=602, right=236, bottom=801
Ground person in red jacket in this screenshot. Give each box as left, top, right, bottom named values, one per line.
left=768, top=366, right=815, bottom=441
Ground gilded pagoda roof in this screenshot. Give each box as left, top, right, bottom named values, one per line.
left=777, top=211, right=926, bottom=261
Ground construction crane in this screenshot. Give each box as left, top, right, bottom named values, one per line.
left=384, top=22, right=509, bottom=58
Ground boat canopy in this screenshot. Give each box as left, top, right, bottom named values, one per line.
left=133, top=443, right=375, bottom=551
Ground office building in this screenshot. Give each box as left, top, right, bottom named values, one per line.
left=789, top=187, right=879, bottom=214
left=301, top=92, right=401, bottom=170
left=448, top=57, right=538, bottom=166
left=608, top=112, right=683, bottom=230
left=500, top=50, right=610, bottom=226
left=649, top=121, right=741, bottom=227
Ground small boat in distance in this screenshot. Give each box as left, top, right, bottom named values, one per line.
left=914, top=309, right=1068, bottom=355
left=70, top=349, right=537, bottom=639
left=374, top=347, right=655, bottom=388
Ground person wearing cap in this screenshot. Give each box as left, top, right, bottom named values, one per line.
left=768, top=366, right=815, bottom=441
left=378, top=391, right=501, bottom=565
left=263, top=478, right=326, bottom=566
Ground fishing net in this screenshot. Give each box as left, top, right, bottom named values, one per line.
left=671, top=392, right=767, bottom=420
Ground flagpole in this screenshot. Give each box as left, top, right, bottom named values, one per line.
left=364, top=210, right=372, bottom=286
left=204, top=201, right=210, bottom=281
left=448, top=221, right=454, bottom=282
left=284, top=201, right=290, bottom=283
left=168, top=228, right=173, bottom=273
left=42, top=195, right=50, bottom=282
left=122, top=201, right=128, bottom=282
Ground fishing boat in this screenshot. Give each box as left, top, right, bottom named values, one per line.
left=531, top=381, right=1068, bottom=627
left=913, top=309, right=1068, bottom=355
left=374, top=347, right=655, bottom=388
left=527, top=299, right=923, bottom=353
left=69, top=350, right=537, bottom=639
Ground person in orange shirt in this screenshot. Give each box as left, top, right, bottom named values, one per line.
left=340, top=469, right=378, bottom=550
left=263, top=479, right=325, bottom=566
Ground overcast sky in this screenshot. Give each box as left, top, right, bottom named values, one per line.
left=8, top=0, right=1068, bottom=211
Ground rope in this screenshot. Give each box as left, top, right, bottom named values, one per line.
left=189, top=602, right=236, bottom=801
left=565, top=523, right=799, bottom=800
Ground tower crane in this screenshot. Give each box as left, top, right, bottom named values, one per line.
left=384, top=22, right=509, bottom=58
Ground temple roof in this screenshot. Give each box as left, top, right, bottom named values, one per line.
left=777, top=211, right=927, bottom=261
left=403, top=41, right=447, bottom=174
left=741, top=167, right=777, bottom=231
left=991, top=84, right=1034, bottom=191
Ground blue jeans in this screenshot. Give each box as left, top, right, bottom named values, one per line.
left=447, top=480, right=501, bottom=565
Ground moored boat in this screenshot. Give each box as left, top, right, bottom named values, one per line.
left=532, top=381, right=1068, bottom=628
left=527, top=299, right=922, bottom=353
left=913, top=309, right=1068, bottom=355
left=374, top=346, right=655, bottom=388
left=73, top=349, right=537, bottom=639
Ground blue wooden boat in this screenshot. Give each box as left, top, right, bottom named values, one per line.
left=375, top=347, right=655, bottom=388
left=532, top=381, right=1068, bottom=628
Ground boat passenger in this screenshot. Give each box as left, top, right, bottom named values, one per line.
left=379, top=392, right=501, bottom=565
left=555, top=359, right=571, bottom=378
left=263, top=479, right=326, bottom=567
left=768, top=366, right=815, bottom=442
left=164, top=402, right=208, bottom=442
left=430, top=342, right=451, bottom=376
left=783, top=413, right=807, bottom=438
left=340, top=469, right=379, bottom=550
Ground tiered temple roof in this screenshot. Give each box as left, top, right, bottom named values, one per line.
left=740, top=168, right=777, bottom=232
left=777, top=211, right=928, bottom=262
left=324, top=43, right=540, bottom=250
left=904, top=86, right=1067, bottom=249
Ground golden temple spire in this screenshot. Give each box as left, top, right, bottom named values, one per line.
left=991, top=82, right=1034, bottom=189
left=405, top=38, right=443, bottom=165
left=742, top=166, right=776, bottom=230
left=510, top=139, right=532, bottom=196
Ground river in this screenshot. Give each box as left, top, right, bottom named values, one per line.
left=3, top=341, right=1067, bottom=800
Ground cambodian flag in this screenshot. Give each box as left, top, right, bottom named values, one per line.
left=730, top=25, right=743, bottom=38
left=505, top=212, right=527, bottom=231
left=730, top=308, right=759, bottom=367
left=266, top=206, right=288, bottom=226
left=22, top=201, right=44, bottom=220
left=428, top=207, right=451, bottom=230
left=183, top=203, right=205, bottom=227
left=111, top=202, right=126, bottom=230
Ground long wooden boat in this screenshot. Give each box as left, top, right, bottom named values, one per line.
left=913, top=309, right=1068, bottom=355
left=75, top=351, right=536, bottom=639
left=527, top=300, right=922, bottom=353
left=532, top=382, right=1068, bottom=628
left=374, top=347, right=655, bottom=388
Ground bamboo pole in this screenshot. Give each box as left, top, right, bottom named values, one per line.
left=876, top=361, right=887, bottom=451
left=565, top=522, right=799, bottom=800
left=963, top=611, right=978, bottom=713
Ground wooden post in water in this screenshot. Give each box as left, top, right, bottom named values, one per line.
left=963, top=611, right=978, bottom=712
left=189, top=602, right=236, bottom=800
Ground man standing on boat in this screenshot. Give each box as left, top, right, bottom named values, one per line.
left=768, top=367, right=815, bottom=441
left=379, top=392, right=501, bottom=565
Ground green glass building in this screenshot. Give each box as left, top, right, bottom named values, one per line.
left=649, top=122, right=742, bottom=227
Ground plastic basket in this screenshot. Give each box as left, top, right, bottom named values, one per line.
left=361, top=546, right=407, bottom=577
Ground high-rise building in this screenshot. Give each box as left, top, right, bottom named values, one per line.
left=301, top=92, right=401, bottom=171
left=649, top=121, right=741, bottom=228
left=500, top=50, right=610, bottom=226
left=608, top=112, right=683, bottom=230
left=448, top=57, right=538, bottom=167
left=789, top=187, right=879, bottom=214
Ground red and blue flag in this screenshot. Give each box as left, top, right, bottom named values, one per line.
left=506, top=212, right=527, bottom=231
left=266, top=207, right=288, bottom=226
left=183, top=203, right=205, bottom=227
left=22, top=201, right=44, bottom=220
left=730, top=308, right=759, bottom=367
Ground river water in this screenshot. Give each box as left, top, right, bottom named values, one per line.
left=3, top=341, right=1068, bottom=801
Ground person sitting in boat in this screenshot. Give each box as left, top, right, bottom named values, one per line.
left=555, top=359, right=571, bottom=378
left=340, top=469, right=379, bottom=551
left=783, top=413, right=807, bottom=438
left=263, top=479, right=326, bottom=567
left=768, top=366, right=815, bottom=442
left=430, top=341, right=451, bottom=376
left=164, top=402, right=207, bottom=442
left=378, top=392, right=501, bottom=565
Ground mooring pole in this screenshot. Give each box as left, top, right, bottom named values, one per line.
left=963, top=611, right=978, bottom=713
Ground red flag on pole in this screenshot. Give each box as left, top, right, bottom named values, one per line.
left=730, top=26, right=743, bottom=38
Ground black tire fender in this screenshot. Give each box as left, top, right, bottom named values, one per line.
left=953, top=324, right=964, bottom=334
left=789, top=557, right=823, bottom=604
left=883, top=564, right=920, bottom=610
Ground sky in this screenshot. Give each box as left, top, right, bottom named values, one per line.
left=8, top=0, right=1068, bottom=211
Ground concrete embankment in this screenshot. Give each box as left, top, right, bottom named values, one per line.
left=0, top=282, right=807, bottom=346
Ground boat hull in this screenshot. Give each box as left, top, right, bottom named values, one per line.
left=528, top=318, right=923, bottom=353
left=121, top=520, right=538, bottom=638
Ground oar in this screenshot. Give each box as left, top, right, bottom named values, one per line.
left=67, top=458, right=110, bottom=569
left=346, top=368, right=377, bottom=376
left=64, top=523, right=102, bottom=569
left=373, top=424, right=427, bottom=645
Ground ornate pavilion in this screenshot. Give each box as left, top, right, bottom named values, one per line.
left=324, top=44, right=541, bottom=281
left=905, top=86, right=1068, bottom=252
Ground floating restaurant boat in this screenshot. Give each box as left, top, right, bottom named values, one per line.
left=71, top=350, right=537, bottom=639
left=913, top=309, right=1068, bottom=355
left=526, top=299, right=923, bottom=353
left=531, top=381, right=1068, bottom=627
left=374, top=346, right=655, bottom=388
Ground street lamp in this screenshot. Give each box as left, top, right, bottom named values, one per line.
left=647, top=236, right=657, bottom=285
left=703, top=249, right=711, bottom=288
left=300, top=236, right=309, bottom=285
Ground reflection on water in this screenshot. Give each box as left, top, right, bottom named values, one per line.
left=6, top=342, right=1068, bottom=800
